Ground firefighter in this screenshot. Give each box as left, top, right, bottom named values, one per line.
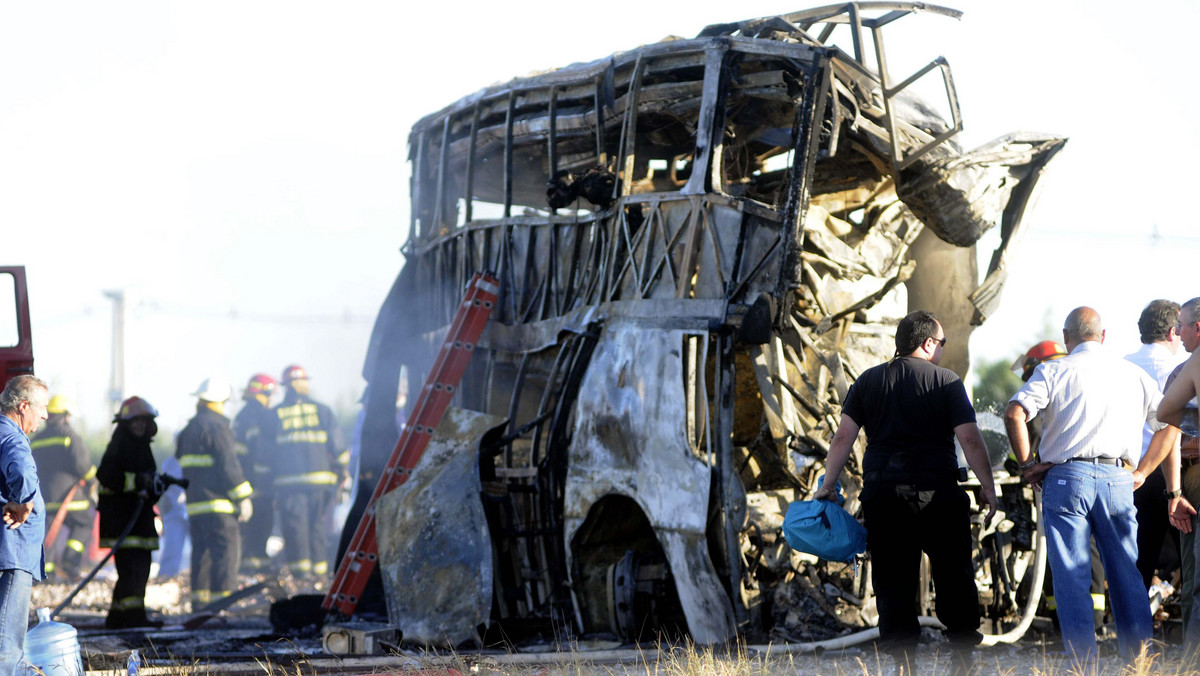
left=96, top=396, right=165, bottom=629
left=1013, top=340, right=1107, bottom=630
left=176, top=377, right=253, bottom=609
left=30, top=394, right=95, bottom=580
left=272, top=365, right=344, bottom=580
left=232, top=373, right=277, bottom=573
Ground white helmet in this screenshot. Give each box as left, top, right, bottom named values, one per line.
left=193, top=376, right=233, bottom=403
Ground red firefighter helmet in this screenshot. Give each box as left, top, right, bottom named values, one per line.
left=245, top=373, right=277, bottom=397
left=114, top=396, right=159, bottom=422
left=281, top=364, right=309, bottom=385
left=1011, top=340, right=1068, bottom=382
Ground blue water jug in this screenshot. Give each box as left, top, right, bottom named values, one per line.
left=23, top=608, right=84, bottom=676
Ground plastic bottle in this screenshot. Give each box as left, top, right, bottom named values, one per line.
left=126, top=649, right=141, bottom=676
left=23, top=608, right=84, bottom=676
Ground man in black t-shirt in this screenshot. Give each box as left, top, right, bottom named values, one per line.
left=815, top=310, right=997, bottom=668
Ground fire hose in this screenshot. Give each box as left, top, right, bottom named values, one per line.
left=757, top=493, right=1047, bottom=654
left=51, top=473, right=188, bottom=620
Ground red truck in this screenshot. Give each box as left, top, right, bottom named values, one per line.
left=0, top=266, right=34, bottom=390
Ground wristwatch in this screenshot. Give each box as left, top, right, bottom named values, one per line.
left=1018, top=459, right=1038, bottom=471
left=1165, top=488, right=1183, bottom=499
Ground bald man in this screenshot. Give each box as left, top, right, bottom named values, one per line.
left=1005, top=307, right=1169, bottom=664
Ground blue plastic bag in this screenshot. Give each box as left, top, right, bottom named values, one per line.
left=782, top=475, right=866, bottom=563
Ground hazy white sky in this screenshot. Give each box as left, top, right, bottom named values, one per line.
left=2, top=1, right=1198, bottom=434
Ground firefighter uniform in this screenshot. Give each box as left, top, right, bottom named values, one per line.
left=177, top=380, right=253, bottom=608
left=272, top=365, right=344, bottom=578
left=30, top=401, right=95, bottom=580
left=232, top=374, right=277, bottom=572
left=96, top=397, right=162, bottom=629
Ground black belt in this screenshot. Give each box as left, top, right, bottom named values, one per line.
left=1183, top=456, right=1200, bottom=470
left=1066, top=457, right=1126, bottom=468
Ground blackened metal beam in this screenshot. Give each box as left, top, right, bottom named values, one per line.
left=778, top=56, right=831, bottom=295
left=504, top=91, right=516, bottom=219
left=412, top=131, right=426, bottom=240
left=683, top=41, right=731, bottom=196
left=715, top=332, right=745, bottom=627
left=465, top=101, right=481, bottom=224
left=432, top=115, right=451, bottom=231
left=617, top=54, right=646, bottom=202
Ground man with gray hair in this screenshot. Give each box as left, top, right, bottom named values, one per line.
left=0, top=375, right=48, bottom=675
left=1005, top=307, right=1169, bottom=663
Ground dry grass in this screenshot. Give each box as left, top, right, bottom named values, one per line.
left=54, top=610, right=1200, bottom=675
left=453, top=639, right=1200, bottom=676
left=61, top=640, right=1200, bottom=676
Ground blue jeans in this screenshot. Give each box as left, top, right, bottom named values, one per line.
left=1042, top=462, right=1151, bottom=661
left=0, top=569, right=32, bottom=676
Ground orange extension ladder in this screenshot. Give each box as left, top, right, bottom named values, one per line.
left=323, top=271, right=499, bottom=617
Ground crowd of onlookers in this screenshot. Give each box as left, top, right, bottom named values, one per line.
left=819, top=299, right=1200, bottom=670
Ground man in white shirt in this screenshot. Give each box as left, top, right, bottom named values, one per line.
left=1125, top=299, right=1185, bottom=589
left=1005, top=307, right=1170, bottom=663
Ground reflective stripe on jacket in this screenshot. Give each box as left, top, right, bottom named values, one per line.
left=99, top=535, right=159, bottom=550
left=274, top=471, right=339, bottom=487
left=45, top=499, right=89, bottom=512
left=186, top=498, right=236, bottom=516
left=178, top=454, right=214, bottom=468
left=30, top=435, right=71, bottom=450
left=278, top=429, right=329, bottom=445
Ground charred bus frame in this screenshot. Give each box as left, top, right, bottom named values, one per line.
left=357, top=2, right=1065, bottom=646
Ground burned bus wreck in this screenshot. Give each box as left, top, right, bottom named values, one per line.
left=354, top=3, right=1065, bottom=647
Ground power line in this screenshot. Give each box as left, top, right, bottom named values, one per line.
left=134, top=302, right=376, bottom=325
left=35, top=302, right=376, bottom=327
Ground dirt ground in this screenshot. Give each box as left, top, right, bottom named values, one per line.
left=34, top=570, right=325, bottom=672
left=31, top=574, right=1200, bottom=675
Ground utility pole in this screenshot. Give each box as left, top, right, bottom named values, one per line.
left=103, top=290, right=125, bottom=416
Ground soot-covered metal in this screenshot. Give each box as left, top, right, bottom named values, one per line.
left=350, top=2, right=1066, bottom=648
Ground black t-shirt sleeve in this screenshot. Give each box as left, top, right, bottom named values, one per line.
left=944, top=377, right=977, bottom=428
left=842, top=380, right=864, bottom=427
